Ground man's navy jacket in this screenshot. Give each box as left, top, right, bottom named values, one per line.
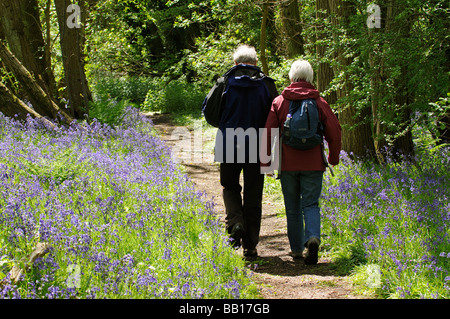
left=203, top=64, right=277, bottom=164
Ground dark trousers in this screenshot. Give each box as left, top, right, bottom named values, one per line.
left=220, top=162, right=264, bottom=250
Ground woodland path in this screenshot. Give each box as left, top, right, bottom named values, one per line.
left=149, top=113, right=366, bottom=299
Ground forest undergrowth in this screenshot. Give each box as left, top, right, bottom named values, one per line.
left=0, top=104, right=449, bottom=299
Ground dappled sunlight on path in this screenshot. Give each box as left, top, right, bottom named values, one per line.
left=150, top=113, right=366, bottom=299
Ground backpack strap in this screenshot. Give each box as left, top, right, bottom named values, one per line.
left=288, top=100, right=302, bottom=114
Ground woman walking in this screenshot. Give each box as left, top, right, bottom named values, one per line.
left=262, top=60, right=341, bottom=265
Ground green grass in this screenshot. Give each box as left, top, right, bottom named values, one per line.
left=320, top=145, right=450, bottom=298
left=0, top=110, right=259, bottom=299
left=84, top=74, right=450, bottom=299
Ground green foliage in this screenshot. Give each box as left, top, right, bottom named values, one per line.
left=4, top=0, right=448, bottom=155
left=423, top=94, right=450, bottom=142
left=92, top=76, right=155, bottom=105
left=88, top=74, right=207, bottom=126
left=330, top=244, right=368, bottom=276
left=0, top=234, right=14, bottom=281
left=142, top=77, right=206, bottom=115
left=85, top=0, right=239, bottom=78
left=88, top=75, right=157, bottom=126
left=174, top=34, right=240, bottom=87
left=88, top=99, right=130, bottom=127
left=0, top=111, right=258, bottom=299
left=13, top=148, right=89, bottom=186
left=323, top=0, right=449, bottom=146
left=320, top=145, right=450, bottom=298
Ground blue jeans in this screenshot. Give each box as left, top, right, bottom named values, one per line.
left=280, top=170, right=324, bottom=254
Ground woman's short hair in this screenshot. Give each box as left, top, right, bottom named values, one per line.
left=233, top=44, right=258, bottom=65
left=289, top=60, right=314, bottom=84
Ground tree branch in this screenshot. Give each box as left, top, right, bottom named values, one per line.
left=0, top=40, right=73, bottom=124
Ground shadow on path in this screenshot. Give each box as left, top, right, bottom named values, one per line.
left=149, top=112, right=366, bottom=299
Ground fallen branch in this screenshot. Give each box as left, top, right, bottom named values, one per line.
left=0, top=242, right=50, bottom=288
left=0, top=81, right=56, bottom=128
left=0, top=40, right=73, bottom=124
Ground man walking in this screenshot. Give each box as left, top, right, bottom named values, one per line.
left=202, top=44, right=278, bottom=258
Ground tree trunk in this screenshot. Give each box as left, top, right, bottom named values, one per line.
left=439, top=111, right=450, bottom=144
left=0, top=81, right=55, bottom=128
left=0, top=0, right=56, bottom=97
left=434, top=0, right=450, bottom=144
left=54, top=0, right=92, bottom=119
left=370, top=1, right=414, bottom=162
left=43, top=0, right=57, bottom=97
left=368, top=31, right=386, bottom=161
left=260, top=2, right=270, bottom=75
left=0, top=0, right=37, bottom=73
left=329, top=0, right=376, bottom=159
left=391, top=66, right=414, bottom=159
left=315, top=0, right=336, bottom=104
left=0, top=40, right=73, bottom=123
left=280, top=0, right=304, bottom=58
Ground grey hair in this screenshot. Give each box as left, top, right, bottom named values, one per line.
left=233, top=44, right=258, bottom=65
left=289, top=60, right=314, bottom=84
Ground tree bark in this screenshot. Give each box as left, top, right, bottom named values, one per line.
left=439, top=110, right=450, bottom=144
left=0, top=81, right=55, bottom=128
left=438, top=1, right=450, bottom=144
left=391, top=67, right=414, bottom=159
left=280, top=0, right=304, bottom=58
left=43, top=0, right=57, bottom=97
left=0, top=0, right=56, bottom=96
left=260, top=2, right=270, bottom=75
left=329, top=0, right=376, bottom=159
left=0, top=40, right=73, bottom=123
left=54, top=0, right=92, bottom=119
left=370, top=0, right=414, bottom=161
left=315, top=0, right=336, bottom=104
left=368, top=34, right=386, bottom=161
left=387, top=4, right=414, bottom=159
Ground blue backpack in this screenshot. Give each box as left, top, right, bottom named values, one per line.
left=282, top=99, right=323, bottom=150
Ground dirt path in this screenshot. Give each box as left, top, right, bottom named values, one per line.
left=150, top=113, right=365, bottom=299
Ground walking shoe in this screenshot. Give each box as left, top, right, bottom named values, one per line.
left=243, top=248, right=258, bottom=260
left=304, top=237, right=320, bottom=265
left=289, top=251, right=303, bottom=260
left=229, top=222, right=245, bottom=248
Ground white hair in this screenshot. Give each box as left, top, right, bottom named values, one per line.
left=233, top=45, right=258, bottom=65
left=289, top=60, right=314, bottom=83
